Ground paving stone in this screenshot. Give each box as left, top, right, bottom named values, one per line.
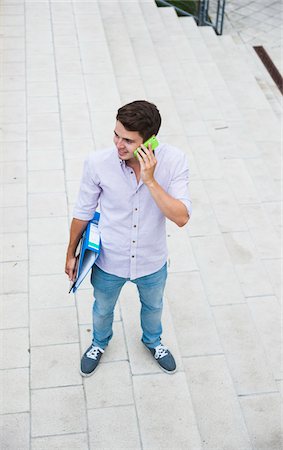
left=64, top=140, right=95, bottom=162
left=1, top=161, right=26, bottom=183
left=0, top=368, right=29, bottom=414
left=31, top=343, right=81, bottom=389
left=2, top=122, right=26, bottom=142
left=88, top=405, right=141, bottom=450
left=1, top=183, right=26, bottom=207
left=240, top=203, right=280, bottom=259
left=187, top=180, right=220, bottom=237
left=27, top=96, right=59, bottom=114
left=59, top=88, right=88, bottom=107
left=61, top=119, right=92, bottom=141
left=66, top=180, right=81, bottom=204
left=188, top=135, right=222, bottom=180
left=116, top=76, right=146, bottom=104
left=1, top=260, right=28, bottom=294
left=1, top=90, right=26, bottom=108
left=190, top=235, right=245, bottom=305
left=133, top=372, right=202, bottom=449
left=0, top=206, right=27, bottom=233
left=29, top=243, right=66, bottom=276
left=213, top=303, right=277, bottom=395
left=80, top=40, right=113, bottom=74
left=65, top=158, right=84, bottom=180
left=27, top=81, right=57, bottom=97
left=27, top=112, right=60, bottom=132
left=1, top=232, right=28, bottom=262
left=222, top=158, right=259, bottom=204
left=29, top=273, right=73, bottom=309
left=204, top=179, right=248, bottom=232
left=257, top=141, right=281, bottom=182
left=184, top=355, right=252, bottom=449
left=30, top=306, right=78, bottom=347
left=84, top=361, right=133, bottom=409
left=247, top=296, right=281, bottom=380
left=262, top=202, right=281, bottom=235
left=166, top=221, right=198, bottom=272
left=152, top=99, right=184, bottom=136
left=0, top=413, right=30, bottom=450
left=28, top=216, right=69, bottom=246
left=0, top=327, right=29, bottom=369
left=242, top=109, right=280, bottom=144
left=28, top=192, right=68, bottom=218
left=27, top=130, right=62, bottom=151
left=223, top=231, right=274, bottom=297
left=31, top=433, right=88, bottom=450
left=31, top=386, right=87, bottom=437
left=166, top=272, right=222, bottom=357
left=0, top=293, right=29, bottom=329
left=27, top=67, right=56, bottom=83
left=85, top=75, right=121, bottom=113
left=28, top=170, right=66, bottom=195
left=0, top=141, right=26, bottom=162
left=240, top=393, right=281, bottom=450
left=262, top=258, right=281, bottom=301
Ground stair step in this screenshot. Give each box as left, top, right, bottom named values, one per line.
left=180, top=18, right=280, bottom=150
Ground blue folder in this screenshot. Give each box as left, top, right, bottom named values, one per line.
left=69, top=212, right=101, bottom=293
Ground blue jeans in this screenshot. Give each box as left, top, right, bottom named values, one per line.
left=90, top=263, right=167, bottom=349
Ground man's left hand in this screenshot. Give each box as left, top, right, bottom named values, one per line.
left=136, top=144, right=157, bottom=186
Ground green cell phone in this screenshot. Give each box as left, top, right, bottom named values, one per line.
left=134, top=135, right=159, bottom=159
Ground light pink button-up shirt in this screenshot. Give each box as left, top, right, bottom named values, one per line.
left=73, top=143, right=192, bottom=279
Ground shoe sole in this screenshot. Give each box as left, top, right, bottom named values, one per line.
left=80, top=369, right=98, bottom=377
left=159, top=366, right=177, bottom=375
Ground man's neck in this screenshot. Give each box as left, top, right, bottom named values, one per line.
left=126, top=158, right=140, bottom=170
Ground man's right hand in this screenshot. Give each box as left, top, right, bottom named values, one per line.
left=65, top=255, right=78, bottom=282
left=65, top=218, right=89, bottom=282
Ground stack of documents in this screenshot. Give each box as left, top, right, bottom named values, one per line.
left=69, top=212, right=101, bottom=293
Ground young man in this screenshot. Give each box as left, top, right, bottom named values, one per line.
left=65, top=100, right=191, bottom=376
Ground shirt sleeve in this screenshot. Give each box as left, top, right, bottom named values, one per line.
left=73, top=154, right=102, bottom=221
left=167, top=152, right=192, bottom=218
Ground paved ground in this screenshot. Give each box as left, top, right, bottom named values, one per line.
left=223, top=0, right=282, bottom=68
left=0, top=0, right=281, bottom=449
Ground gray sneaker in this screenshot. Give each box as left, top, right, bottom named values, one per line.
left=147, top=343, right=176, bottom=374
left=80, top=345, right=104, bottom=377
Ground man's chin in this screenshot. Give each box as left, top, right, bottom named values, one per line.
left=118, top=151, right=133, bottom=160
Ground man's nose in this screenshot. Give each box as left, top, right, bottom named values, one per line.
left=117, top=138, right=124, bottom=148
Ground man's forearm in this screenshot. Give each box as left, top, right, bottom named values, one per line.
left=146, top=180, right=189, bottom=227
left=67, top=218, right=89, bottom=257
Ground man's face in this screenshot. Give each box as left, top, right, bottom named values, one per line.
left=113, top=120, right=143, bottom=161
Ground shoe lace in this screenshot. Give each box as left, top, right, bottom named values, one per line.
left=154, top=344, right=168, bottom=359
left=86, top=346, right=104, bottom=360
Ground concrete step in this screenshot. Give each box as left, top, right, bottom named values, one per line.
left=158, top=10, right=280, bottom=206
left=224, top=36, right=281, bottom=114
left=228, top=33, right=282, bottom=117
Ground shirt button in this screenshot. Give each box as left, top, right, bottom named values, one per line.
left=133, top=225, right=136, bottom=228
left=133, top=240, right=136, bottom=243
left=132, top=255, right=135, bottom=258
left=131, top=171, right=133, bottom=174
left=135, top=208, right=138, bottom=211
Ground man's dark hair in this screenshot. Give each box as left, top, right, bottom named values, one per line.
left=116, top=100, right=161, bottom=141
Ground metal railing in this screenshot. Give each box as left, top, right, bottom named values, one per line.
left=156, top=0, right=226, bottom=35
